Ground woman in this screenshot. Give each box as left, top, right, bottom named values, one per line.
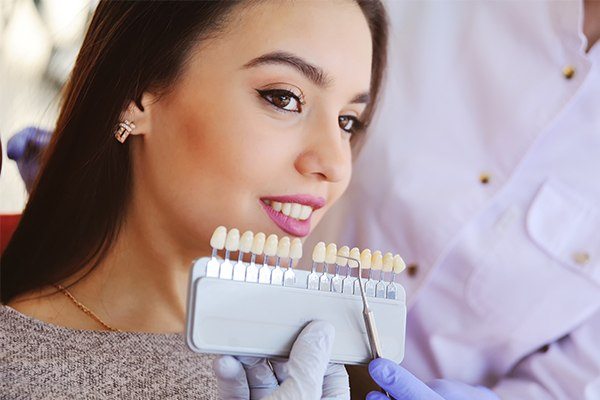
left=0, top=0, right=388, bottom=398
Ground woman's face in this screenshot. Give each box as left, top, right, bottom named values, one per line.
left=133, top=0, right=373, bottom=256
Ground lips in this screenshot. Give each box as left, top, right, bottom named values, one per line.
left=259, top=194, right=326, bottom=237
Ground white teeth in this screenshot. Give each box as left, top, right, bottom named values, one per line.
left=290, top=203, right=302, bottom=219
left=299, top=205, right=312, bottom=220
left=266, top=201, right=314, bottom=221
left=281, top=203, right=292, bottom=216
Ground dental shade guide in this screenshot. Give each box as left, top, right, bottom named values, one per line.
left=342, top=247, right=360, bottom=294
left=332, top=246, right=349, bottom=293
left=186, top=226, right=408, bottom=365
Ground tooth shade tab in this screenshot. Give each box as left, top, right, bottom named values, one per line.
left=348, top=247, right=361, bottom=268
left=239, top=231, right=254, bottom=253
left=290, top=238, right=303, bottom=259
left=281, top=203, right=292, bottom=216
left=312, top=242, right=326, bottom=263
left=277, top=236, right=291, bottom=258
left=360, top=249, right=372, bottom=269
left=264, top=234, right=279, bottom=256
left=393, top=255, right=406, bottom=274
left=325, top=243, right=338, bottom=264
left=251, top=232, right=266, bottom=254
left=225, top=229, right=240, bottom=252
left=210, top=226, right=227, bottom=249
left=272, top=201, right=283, bottom=212
left=336, top=246, right=350, bottom=266
left=382, top=252, right=394, bottom=272
left=371, top=251, right=383, bottom=270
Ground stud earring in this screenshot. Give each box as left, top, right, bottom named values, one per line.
left=114, top=108, right=136, bottom=143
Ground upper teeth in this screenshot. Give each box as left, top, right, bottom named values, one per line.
left=264, top=200, right=313, bottom=220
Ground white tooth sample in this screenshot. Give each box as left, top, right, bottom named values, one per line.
left=263, top=199, right=271, bottom=205
left=209, top=226, right=227, bottom=249
left=372, top=251, right=384, bottom=271
left=382, top=252, right=394, bottom=272
left=277, top=236, right=291, bottom=258
left=325, top=243, right=338, bottom=264
left=251, top=232, right=266, bottom=255
left=393, top=254, right=406, bottom=274
left=290, top=238, right=303, bottom=260
left=312, top=242, right=326, bottom=263
left=360, top=249, right=372, bottom=270
left=336, top=246, right=350, bottom=266
left=225, top=229, right=240, bottom=252
left=289, top=203, right=302, bottom=219
left=281, top=203, right=292, bottom=216
left=371, top=250, right=383, bottom=271
left=348, top=247, right=361, bottom=268
left=299, top=205, right=312, bottom=220
left=264, top=234, right=279, bottom=256
left=272, top=201, right=283, bottom=212
left=239, top=231, right=254, bottom=253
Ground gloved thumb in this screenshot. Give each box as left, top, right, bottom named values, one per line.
left=271, top=320, right=336, bottom=399
left=213, top=355, right=250, bottom=400
left=367, top=358, right=444, bottom=400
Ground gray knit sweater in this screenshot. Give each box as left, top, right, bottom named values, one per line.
left=0, top=305, right=218, bottom=399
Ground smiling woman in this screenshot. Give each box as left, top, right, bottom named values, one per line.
left=0, top=0, right=388, bottom=398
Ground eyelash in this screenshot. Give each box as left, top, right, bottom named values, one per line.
left=256, top=89, right=365, bottom=136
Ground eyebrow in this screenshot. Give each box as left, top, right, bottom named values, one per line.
left=241, top=50, right=370, bottom=105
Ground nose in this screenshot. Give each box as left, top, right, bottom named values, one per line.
left=294, top=113, right=351, bottom=183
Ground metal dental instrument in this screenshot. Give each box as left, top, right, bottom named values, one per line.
left=338, top=254, right=390, bottom=398
left=337, top=255, right=383, bottom=359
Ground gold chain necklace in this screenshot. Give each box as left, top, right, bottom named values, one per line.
left=54, top=284, right=122, bottom=332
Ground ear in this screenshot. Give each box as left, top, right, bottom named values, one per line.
left=119, top=92, right=156, bottom=138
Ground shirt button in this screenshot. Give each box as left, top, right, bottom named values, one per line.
left=407, top=263, right=418, bottom=277
left=572, top=251, right=590, bottom=265
left=479, top=173, right=491, bottom=185
left=562, top=65, right=575, bottom=79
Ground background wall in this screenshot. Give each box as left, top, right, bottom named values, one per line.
left=0, top=0, right=94, bottom=213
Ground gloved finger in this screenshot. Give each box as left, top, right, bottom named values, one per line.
left=212, top=355, right=249, bottom=400
left=236, top=356, right=279, bottom=399
left=366, top=392, right=391, bottom=400
left=269, top=358, right=289, bottom=384
left=7, top=127, right=51, bottom=160
left=322, top=363, right=350, bottom=399
left=368, top=358, right=444, bottom=400
left=272, top=320, right=336, bottom=399
left=271, top=359, right=349, bottom=399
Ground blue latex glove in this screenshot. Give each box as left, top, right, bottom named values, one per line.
left=367, top=358, right=500, bottom=400
left=212, top=320, right=350, bottom=399
left=6, top=126, right=52, bottom=192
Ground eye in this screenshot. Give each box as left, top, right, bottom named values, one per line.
left=257, top=89, right=304, bottom=113
left=339, top=115, right=365, bottom=136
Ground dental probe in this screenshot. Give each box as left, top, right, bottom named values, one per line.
left=338, top=255, right=390, bottom=398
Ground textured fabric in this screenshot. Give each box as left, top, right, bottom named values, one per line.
left=0, top=305, right=218, bottom=399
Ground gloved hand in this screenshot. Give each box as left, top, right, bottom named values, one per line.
left=212, top=320, right=350, bottom=399
left=6, top=126, right=52, bottom=192
left=367, top=358, right=500, bottom=400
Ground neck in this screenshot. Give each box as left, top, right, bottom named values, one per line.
left=65, top=202, right=210, bottom=333
left=584, top=0, right=600, bottom=51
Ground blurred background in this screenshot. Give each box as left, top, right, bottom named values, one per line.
left=0, top=0, right=96, bottom=213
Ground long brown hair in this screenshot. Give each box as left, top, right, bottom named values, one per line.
left=1, top=0, right=388, bottom=304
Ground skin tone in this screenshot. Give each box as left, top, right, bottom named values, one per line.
left=584, top=0, right=600, bottom=51
left=9, top=0, right=373, bottom=333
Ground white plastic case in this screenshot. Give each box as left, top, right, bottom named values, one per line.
left=185, top=257, right=407, bottom=365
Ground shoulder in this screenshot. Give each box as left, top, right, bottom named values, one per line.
left=5, top=286, right=101, bottom=331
